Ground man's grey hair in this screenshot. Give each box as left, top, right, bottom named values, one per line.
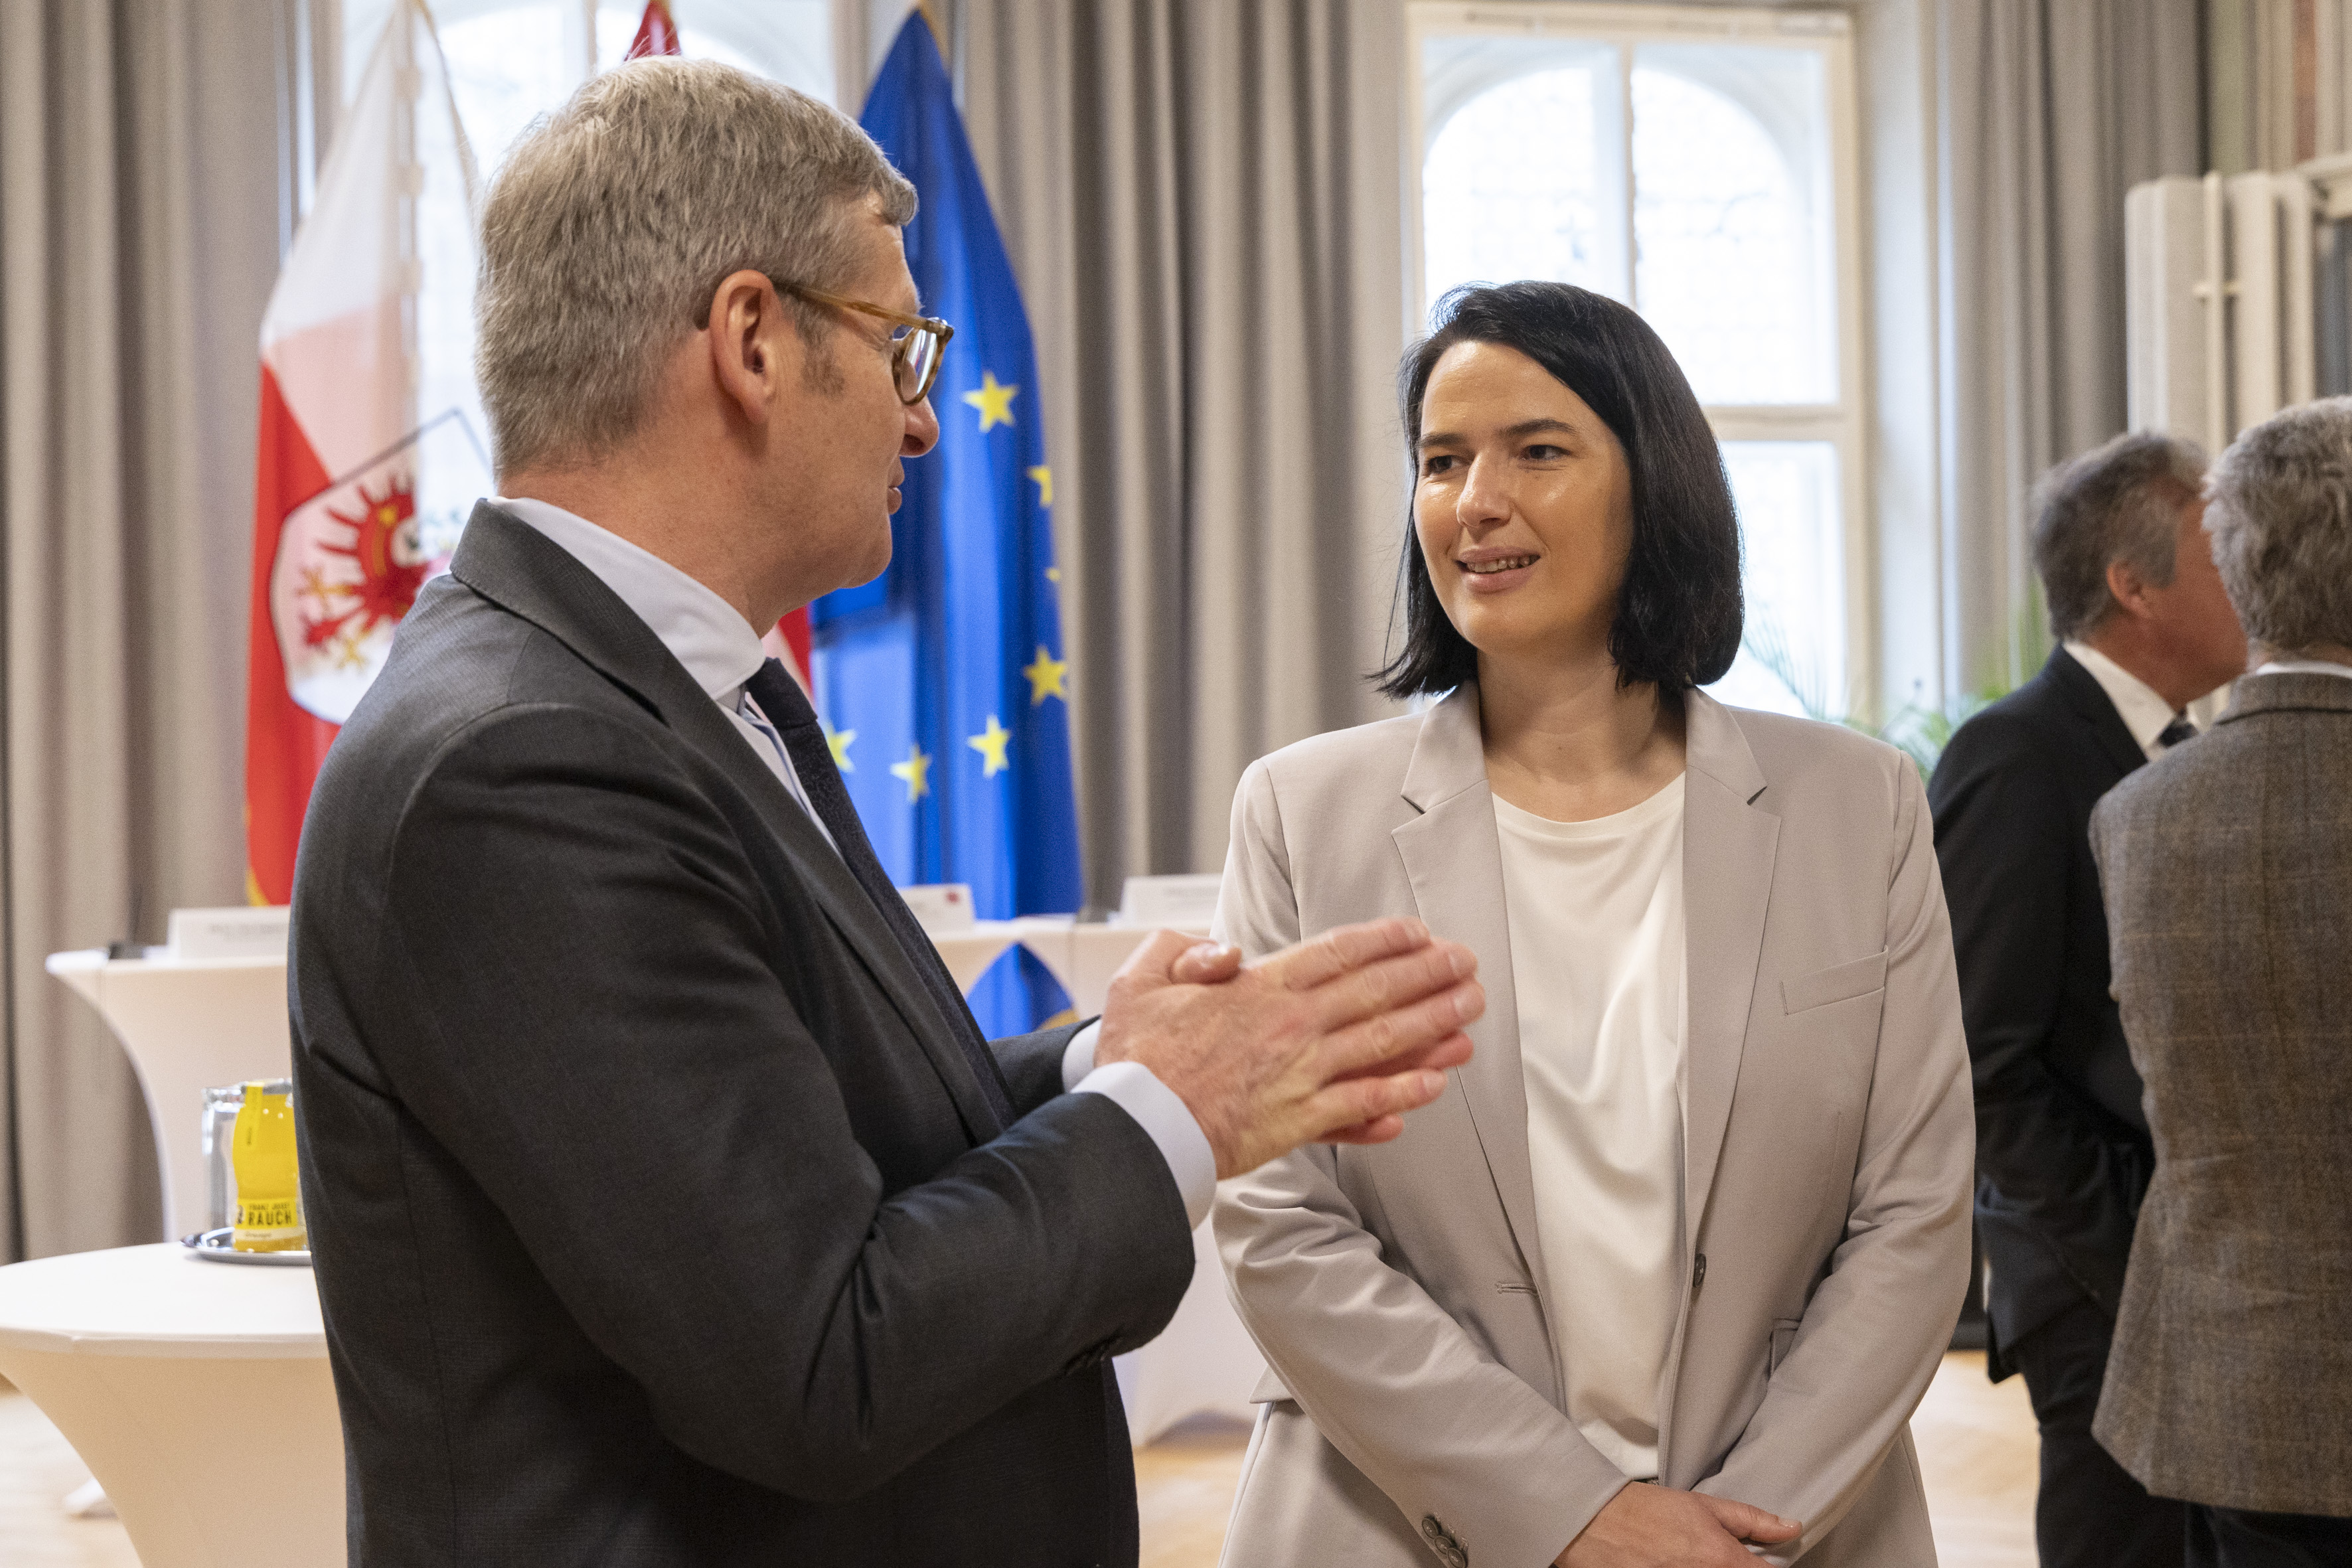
left=2206, top=397, right=2352, bottom=654
left=477, top=58, right=917, bottom=475
left=2030, top=431, right=2207, bottom=641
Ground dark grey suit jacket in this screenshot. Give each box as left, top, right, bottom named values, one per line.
left=288, top=504, right=1194, bottom=1566
left=2088, top=671, right=2352, bottom=1517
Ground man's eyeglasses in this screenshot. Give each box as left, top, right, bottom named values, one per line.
left=773, top=280, right=955, bottom=405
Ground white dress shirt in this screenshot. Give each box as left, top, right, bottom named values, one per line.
left=2065, top=639, right=2198, bottom=761
left=2254, top=657, right=2352, bottom=679
left=497, top=496, right=1215, bottom=1226
left=1493, top=777, right=1687, bottom=1481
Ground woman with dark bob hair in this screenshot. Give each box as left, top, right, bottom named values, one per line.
left=1208, top=283, right=1972, bottom=1568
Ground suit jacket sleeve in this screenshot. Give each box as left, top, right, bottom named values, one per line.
left=1695, top=760, right=1975, bottom=1562
left=1212, top=759, right=1627, bottom=1568
left=374, top=704, right=1190, bottom=1500
left=1928, top=713, right=2138, bottom=1312
left=989, top=1024, right=1087, bottom=1117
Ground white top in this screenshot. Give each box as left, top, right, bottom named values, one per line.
left=493, top=497, right=1214, bottom=1224
left=1494, top=775, right=1687, bottom=1480
left=2064, top=639, right=2197, bottom=761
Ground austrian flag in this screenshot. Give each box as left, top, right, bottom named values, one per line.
left=244, top=0, right=483, bottom=904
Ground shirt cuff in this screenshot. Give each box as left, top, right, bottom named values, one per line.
left=1064, top=1030, right=1215, bottom=1229
left=1061, top=1020, right=1102, bottom=1089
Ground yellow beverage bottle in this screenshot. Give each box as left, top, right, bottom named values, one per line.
left=230, top=1080, right=305, bottom=1253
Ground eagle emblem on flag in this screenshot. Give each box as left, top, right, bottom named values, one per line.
left=266, top=412, right=485, bottom=724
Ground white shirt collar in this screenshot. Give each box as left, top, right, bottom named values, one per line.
left=494, top=495, right=766, bottom=703
left=2063, top=639, right=2185, bottom=760
left=2254, top=657, right=2352, bottom=679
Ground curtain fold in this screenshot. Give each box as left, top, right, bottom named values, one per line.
left=0, top=0, right=295, bottom=1261
left=1933, top=0, right=2202, bottom=691
left=961, top=0, right=1411, bottom=908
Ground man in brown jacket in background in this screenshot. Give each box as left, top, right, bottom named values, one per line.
left=2089, top=396, right=2352, bottom=1568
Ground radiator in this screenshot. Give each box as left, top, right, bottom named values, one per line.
left=2125, top=172, right=2319, bottom=451
left=2126, top=158, right=2352, bottom=449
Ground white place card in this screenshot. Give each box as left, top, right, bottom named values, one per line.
left=900, top=884, right=979, bottom=934
left=1114, top=874, right=1223, bottom=933
left=167, top=906, right=293, bottom=963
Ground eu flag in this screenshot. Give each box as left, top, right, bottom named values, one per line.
left=811, top=16, right=1081, bottom=1036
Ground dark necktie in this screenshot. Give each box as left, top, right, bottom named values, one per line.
left=2157, top=713, right=2197, bottom=750
left=743, top=659, right=1015, bottom=1125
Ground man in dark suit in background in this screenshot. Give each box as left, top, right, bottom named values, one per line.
left=1928, top=431, right=2246, bottom=1568
left=2090, top=398, right=2352, bottom=1568
left=288, top=60, right=1482, bottom=1568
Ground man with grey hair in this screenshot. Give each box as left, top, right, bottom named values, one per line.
left=287, top=58, right=1482, bottom=1567
left=1928, top=430, right=2246, bottom=1568
left=2089, top=397, right=2352, bottom=1568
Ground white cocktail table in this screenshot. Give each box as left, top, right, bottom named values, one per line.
left=45, top=951, right=292, bottom=1241
left=0, top=1244, right=342, bottom=1567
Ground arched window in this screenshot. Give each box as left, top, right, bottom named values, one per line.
left=1414, top=5, right=1864, bottom=721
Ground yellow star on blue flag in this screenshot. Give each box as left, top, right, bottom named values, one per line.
left=963, top=370, right=1018, bottom=431
left=1023, top=647, right=1070, bottom=705
left=967, top=715, right=1012, bottom=777
left=888, top=744, right=931, bottom=801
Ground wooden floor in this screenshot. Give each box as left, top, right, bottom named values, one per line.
left=0, top=1381, right=137, bottom=1568
left=1, top=1354, right=2034, bottom=1565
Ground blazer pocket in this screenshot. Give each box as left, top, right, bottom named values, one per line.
left=1780, top=949, right=1889, bottom=1015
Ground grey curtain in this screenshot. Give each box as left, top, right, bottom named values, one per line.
left=1932, top=0, right=2203, bottom=691
left=959, top=0, right=1413, bottom=907
left=0, top=1, right=302, bottom=1261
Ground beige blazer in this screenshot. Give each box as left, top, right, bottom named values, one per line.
left=1212, top=687, right=1974, bottom=1568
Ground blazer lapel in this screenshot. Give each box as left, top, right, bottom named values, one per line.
left=1389, top=687, right=1549, bottom=1283
left=1679, top=691, right=1779, bottom=1234
left=445, top=505, right=1004, bottom=1140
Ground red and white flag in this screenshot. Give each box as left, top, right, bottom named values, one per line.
left=625, top=0, right=816, bottom=690
left=244, top=1, right=481, bottom=904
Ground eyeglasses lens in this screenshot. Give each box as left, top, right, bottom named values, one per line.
left=897, top=331, right=938, bottom=402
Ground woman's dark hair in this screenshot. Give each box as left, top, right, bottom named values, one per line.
left=1376, top=281, right=1743, bottom=698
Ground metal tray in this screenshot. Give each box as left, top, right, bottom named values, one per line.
left=181, top=1227, right=311, bottom=1267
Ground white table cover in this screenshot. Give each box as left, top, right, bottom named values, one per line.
left=0, top=1243, right=341, bottom=1567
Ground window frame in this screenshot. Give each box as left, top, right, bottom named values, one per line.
left=1405, top=1, right=1875, bottom=717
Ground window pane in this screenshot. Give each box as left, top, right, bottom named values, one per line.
left=1632, top=46, right=1830, bottom=404
left=1705, top=441, right=1843, bottom=718
left=1422, top=62, right=1609, bottom=319
left=441, top=5, right=576, bottom=173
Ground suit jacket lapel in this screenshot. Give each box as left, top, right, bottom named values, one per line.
left=1390, top=687, right=1549, bottom=1284
left=2049, top=647, right=2150, bottom=781
left=655, top=680, right=1006, bottom=1140
left=445, top=505, right=1004, bottom=1140
left=1680, top=691, right=1779, bottom=1234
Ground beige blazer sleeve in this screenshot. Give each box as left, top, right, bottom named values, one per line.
left=1214, top=758, right=1630, bottom=1567
left=1693, top=762, right=1974, bottom=1563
